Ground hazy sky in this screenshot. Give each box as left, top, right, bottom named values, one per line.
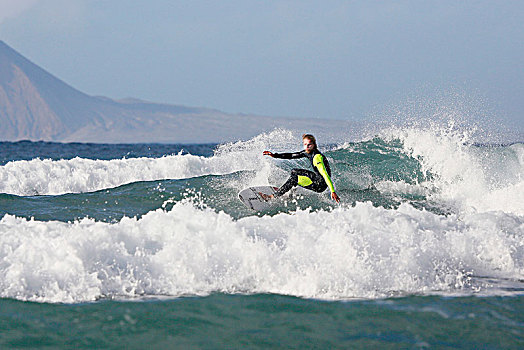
left=1, top=0, right=523, bottom=127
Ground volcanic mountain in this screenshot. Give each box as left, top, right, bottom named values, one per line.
left=0, top=41, right=352, bottom=143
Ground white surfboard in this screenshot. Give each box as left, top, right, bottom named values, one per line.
left=238, top=186, right=279, bottom=211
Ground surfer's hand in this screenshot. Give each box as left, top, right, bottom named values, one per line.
left=331, top=192, right=340, bottom=203
left=263, top=151, right=274, bottom=157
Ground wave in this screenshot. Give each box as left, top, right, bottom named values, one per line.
left=2, top=127, right=523, bottom=218
left=1, top=200, right=522, bottom=303
left=376, top=127, right=524, bottom=215
left=1, top=126, right=523, bottom=304
left=0, top=130, right=301, bottom=196
left=0, top=154, right=249, bottom=196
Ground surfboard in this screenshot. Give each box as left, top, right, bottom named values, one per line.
left=238, top=186, right=279, bottom=211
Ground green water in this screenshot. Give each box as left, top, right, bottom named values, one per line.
left=1, top=294, right=522, bottom=349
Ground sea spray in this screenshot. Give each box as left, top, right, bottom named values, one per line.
left=379, top=125, right=524, bottom=215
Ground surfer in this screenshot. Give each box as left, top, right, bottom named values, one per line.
left=262, top=134, right=340, bottom=203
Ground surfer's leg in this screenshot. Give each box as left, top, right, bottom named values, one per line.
left=297, top=171, right=327, bottom=193
left=276, top=168, right=316, bottom=197
left=275, top=169, right=299, bottom=196
left=305, top=178, right=328, bottom=193
left=307, top=171, right=329, bottom=193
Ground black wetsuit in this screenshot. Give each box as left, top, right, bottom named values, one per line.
left=272, top=149, right=335, bottom=197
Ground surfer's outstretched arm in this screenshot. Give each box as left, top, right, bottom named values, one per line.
left=263, top=150, right=306, bottom=159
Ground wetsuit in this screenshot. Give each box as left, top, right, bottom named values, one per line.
left=272, top=149, right=335, bottom=197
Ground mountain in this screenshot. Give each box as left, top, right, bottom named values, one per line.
left=0, top=41, right=355, bottom=143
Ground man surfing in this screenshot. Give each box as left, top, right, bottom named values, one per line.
left=261, top=134, right=340, bottom=203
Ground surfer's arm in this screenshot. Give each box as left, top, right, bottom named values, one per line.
left=270, top=151, right=306, bottom=159
left=313, top=154, right=335, bottom=193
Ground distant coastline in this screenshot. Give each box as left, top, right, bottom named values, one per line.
left=0, top=41, right=355, bottom=144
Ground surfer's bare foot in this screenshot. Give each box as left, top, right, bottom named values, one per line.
left=258, top=192, right=274, bottom=201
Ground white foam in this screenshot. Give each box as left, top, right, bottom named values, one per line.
left=1, top=201, right=522, bottom=303
left=375, top=180, right=432, bottom=197
left=0, top=129, right=298, bottom=196
left=381, top=126, right=524, bottom=215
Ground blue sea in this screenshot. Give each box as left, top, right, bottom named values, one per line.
left=0, top=127, right=523, bottom=348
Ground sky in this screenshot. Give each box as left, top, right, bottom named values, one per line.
left=0, top=0, right=523, bottom=128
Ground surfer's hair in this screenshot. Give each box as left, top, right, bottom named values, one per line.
left=302, top=134, right=317, bottom=149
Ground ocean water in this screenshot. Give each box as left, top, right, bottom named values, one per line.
left=0, top=127, right=523, bottom=348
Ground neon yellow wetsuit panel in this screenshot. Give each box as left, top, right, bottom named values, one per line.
left=297, top=175, right=313, bottom=187
left=313, top=153, right=335, bottom=192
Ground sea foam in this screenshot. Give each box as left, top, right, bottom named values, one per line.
left=0, top=130, right=297, bottom=196
left=1, top=200, right=522, bottom=303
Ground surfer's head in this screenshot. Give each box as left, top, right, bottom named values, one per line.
left=302, top=134, right=317, bottom=153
